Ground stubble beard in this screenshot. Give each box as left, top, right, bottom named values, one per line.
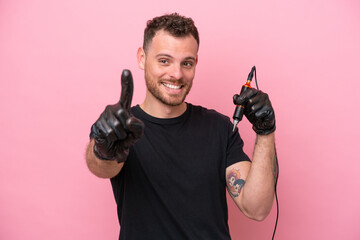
left=145, top=69, right=193, bottom=106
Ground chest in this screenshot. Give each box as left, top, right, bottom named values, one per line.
left=126, top=121, right=228, bottom=192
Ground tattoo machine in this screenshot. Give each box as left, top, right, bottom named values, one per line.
left=232, top=66, right=257, bottom=131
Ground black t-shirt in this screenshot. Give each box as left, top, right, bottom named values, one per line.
left=111, top=103, right=250, bottom=240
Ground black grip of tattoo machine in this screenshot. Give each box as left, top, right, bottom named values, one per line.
left=232, top=66, right=255, bottom=131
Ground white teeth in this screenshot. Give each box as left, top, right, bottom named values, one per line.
left=162, top=83, right=181, bottom=89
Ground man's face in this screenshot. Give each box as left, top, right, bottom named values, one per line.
left=139, top=30, right=198, bottom=106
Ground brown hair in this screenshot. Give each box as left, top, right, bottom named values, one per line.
left=143, top=13, right=199, bottom=52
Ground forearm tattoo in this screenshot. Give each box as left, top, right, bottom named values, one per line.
left=227, top=169, right=245, bottom=198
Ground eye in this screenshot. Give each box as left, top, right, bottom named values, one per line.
left=183, top=61, right=194, bottom=68
left=159, top=59, right=169, bottom=64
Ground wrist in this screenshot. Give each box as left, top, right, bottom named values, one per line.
left=253, top=122, right=276, bottom=135
left=255, top=132, right=275, bottom=146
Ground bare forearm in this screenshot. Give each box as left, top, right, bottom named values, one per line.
left=241, top=133, right=276, bottom=220
left=86, top=139, right=124, bottom=178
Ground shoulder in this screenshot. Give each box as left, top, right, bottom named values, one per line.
left=188, top=103, right=230, bottom=123
left=130, top=105, right=143, bottom=119
left=187, top=103, right=233, bottom=132
left=130, top=105, right=140, bottom=113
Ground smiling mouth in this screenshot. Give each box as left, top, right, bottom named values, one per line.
left=162, top=82, right=182, bottom=89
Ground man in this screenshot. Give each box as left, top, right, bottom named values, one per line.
left=86, top=13, right=277, bottom=239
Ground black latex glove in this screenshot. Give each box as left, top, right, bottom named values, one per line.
left=233, top=88, right=276, bottom=135
left=90, top=70, right=144, bottom=162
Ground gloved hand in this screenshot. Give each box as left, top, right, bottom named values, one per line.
left=233, top=88, right=275, bottom=135
left=90, top=70, right=144, bottom=162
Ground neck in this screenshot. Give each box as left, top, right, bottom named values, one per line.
left=140, top=92, right=187, bottom=119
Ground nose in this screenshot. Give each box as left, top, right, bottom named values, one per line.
left=169, top=64, right=183, bottom=80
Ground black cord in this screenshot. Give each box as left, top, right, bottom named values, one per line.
left=253, top=67, right=279, bottom=240
left=253, top=66, right=259, bottom=90
left=272, top=151, right=279, bottom=240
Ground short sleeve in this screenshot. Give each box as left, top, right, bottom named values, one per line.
left=226, top=120, right=251, bottom=167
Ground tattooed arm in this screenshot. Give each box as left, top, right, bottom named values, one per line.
left=226, top=133, right=276, bottom=221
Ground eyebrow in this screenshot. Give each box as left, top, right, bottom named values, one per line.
left=184, top=56, right=197, bottom=62
left=155, top=54, right=196, bottom=61
left=155, top=54, right=173, bottom=58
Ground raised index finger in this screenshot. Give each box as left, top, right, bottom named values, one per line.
left=119, top=69, right=134, bottom=111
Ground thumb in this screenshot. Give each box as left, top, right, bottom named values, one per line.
left=119, top=69, right=134, bottom=110
left=126, top=117, right=144, bottom=139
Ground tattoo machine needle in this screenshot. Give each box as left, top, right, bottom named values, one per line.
left=232, top=66, right=256, bottom=132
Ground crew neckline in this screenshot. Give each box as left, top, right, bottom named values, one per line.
left=132, top=103, right=192, bottom=125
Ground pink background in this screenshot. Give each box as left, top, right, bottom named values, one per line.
left=1, top=0, right=359, bottom=239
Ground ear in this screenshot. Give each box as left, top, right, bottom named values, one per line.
left=195, top=55, right=198, bottom=64
left=137, top=47, right=145, bottom=70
